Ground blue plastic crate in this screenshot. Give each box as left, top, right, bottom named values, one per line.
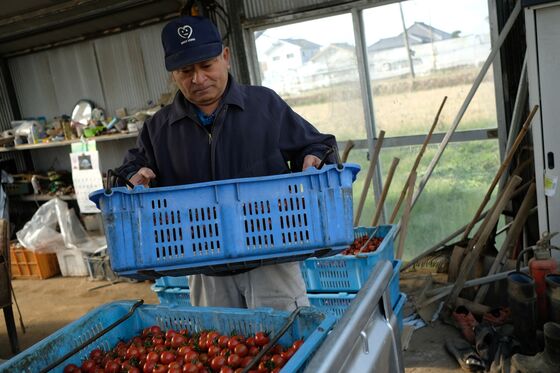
left=154, top=275, right=189, bottom=288
left=151, top=284, right=192, bottom=306
left=90, top=164, right=360, bottom=279
left=300, top=225, right=397, bottom=292
left=0, top=301, right=335, bottom=373
left=307, top=259, right=401, bottom=319
left=394, top=292, right=407, bottom=332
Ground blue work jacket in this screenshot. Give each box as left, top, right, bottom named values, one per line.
left=117, top=75, right=337, bottom=186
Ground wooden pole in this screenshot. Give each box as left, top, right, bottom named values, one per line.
left=372, top=157, right=400, bottom=227
left=341, top=140, right=355, bottom=163
left=474, top=183, right=536, bottom=303
left=408, top=1, right=522, bottom=214
left=389, top=96, right=447, bottom=223
left=396, top=171, right=416, bottom=260
left=460, top=105, right=538, bottom=240
left=354, top=130, right=385, bottom=226
left=445, top=175, right=522, bottom=311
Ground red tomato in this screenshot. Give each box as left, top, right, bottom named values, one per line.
left=208, top=345, right=221, bottom=358
left=240, top=356, right=253, bottom=368
left=146, top=351, right=160, bottom=363
left=63, top=364, right=79, bottom=373
left=153, top=344, right=165, bottom=353
left=81, top=359, right=97, bottom=373
left=210, top=356, right=226, bottom=371
left=184, top=351, right=199, bottom=364
left=292, top=340, right=304, bottom=351
left=160, top=351, right=176, bottom=365
left=178, top=328, right=189, bottom=336
left=171, top=334, right=188, bottom=348
left=245, top=337, right=255, bottom=347
left=217, top=335, right=229, bottom=348
left=227, top=337, right=241, bottom=350
left=142, top=360, right=156, bottom=373
left=177, top=345, right=192, bottom=356
left=89, top=349, right=104, bottom=360
left=165, top=329, right=177, bottom=340
left=149, top=326, right=162, bottom=335
left=254, top=332, right=269, bottom=347
left=248, top=346, right=259, bottom=356
left=126, top=346, right=140, bottom=360
left=234, top=343, right=248, bottom=357
left=152, top=363, right=167, bottom=373
left=167, top=362, right=182, bottom=373
left=129, top=368, right=141, bottom=373
left=198, top=353, right=209, bottom=363
left=182, top=363, right=198, bottom=373
left=270, top=354, right=285, bottom=368
left=227, top=353, right=241, bottom=368
left=280, top=348, right=295, bottom=360
left=105, top=360, right=120, bottom=373
left=220, top=367, right=234, bottom=373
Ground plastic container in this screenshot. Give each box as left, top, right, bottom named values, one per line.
left=151, top=284, right=192, bottom=306
left=90, top=164, right=360, bottom=279
left=307, top=259, right=401, bottom=319
left=394, top=292, right=407, bottom=332
left=154, top=276, right=189, bottom=288
left=300, top=225, right=397, bottom=292
left=0, top=300, right=336, bottom=373
left=56, top=249, right=89, bottom=276
left=10, top=246, right=60, bottom=279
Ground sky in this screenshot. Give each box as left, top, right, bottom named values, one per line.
left=259, top=0, right=490, bottom=47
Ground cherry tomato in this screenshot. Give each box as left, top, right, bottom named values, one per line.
left=210, top=355, right=226, bottom=371
left=182, top=363, right=199, bottom=373
left=160, top=350, right=176, bottom=365
left=234, top=343, right=248, bottom=357
left=254, top=332, right=269, bottom=347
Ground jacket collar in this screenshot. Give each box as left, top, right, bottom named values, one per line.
left=168, top=74, right=245, bottom=125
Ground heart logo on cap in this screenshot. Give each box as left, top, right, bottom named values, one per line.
left=177, top=25, right=193, bottom=40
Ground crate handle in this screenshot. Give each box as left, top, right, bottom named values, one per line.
left=105, top=169, right=135, bottom=194
left=317, top=146, right=343, bottom=170
left=241, top=307, right=303, bottom=373
left=39, top=299, right=144, bottom=373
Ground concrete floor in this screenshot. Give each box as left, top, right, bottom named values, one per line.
left=0, top=276, right=463, bottom=372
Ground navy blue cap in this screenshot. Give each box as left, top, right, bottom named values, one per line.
left=161, top=16, right=223, bottom=71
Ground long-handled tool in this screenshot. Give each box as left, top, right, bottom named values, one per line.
left=389, top=96, right=447, bottom=223
left=341, top=140, right=355, bottom=163
left=371, top=157, right=399, bottom=227
left=396, top=171, right=416, bottom=260
left=354, top=131, right=385, bottom=226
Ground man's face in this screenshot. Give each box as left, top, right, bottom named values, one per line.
left=172, top=47, right=230, bottom=111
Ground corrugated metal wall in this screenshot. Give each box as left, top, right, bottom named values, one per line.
left=243, top=0, right=340, bottom=19
left=8, top=22, right=170, bottom=120
left=0, top=62, right=26, bottom=172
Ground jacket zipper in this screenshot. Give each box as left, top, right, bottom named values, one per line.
left=210, top=105, right=227, bottom=181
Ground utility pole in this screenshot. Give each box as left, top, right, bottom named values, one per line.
left=399, top=3, right=415, bottom=79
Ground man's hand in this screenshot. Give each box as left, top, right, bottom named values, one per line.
left=302, top=155, right=322, bottom=170
left=129, top=167, right=156, bottom=188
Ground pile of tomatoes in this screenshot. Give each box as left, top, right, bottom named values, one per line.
left=62, top=325, right=304, bottom=373
left=340, top=235, right=383, bottom=255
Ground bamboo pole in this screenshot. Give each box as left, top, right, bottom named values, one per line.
left=396, top=171, right=416, bottom=260
left=354, top=130, right=385, bottom=226
left=408, top=1, right=522, bottom=214
left=372, top=157, right=400, bottom=227
left=341, top=140, right=355, bottom=163
left=461, top=105, right=538, bottom=240
left=389, top=96, right=447, bottom=223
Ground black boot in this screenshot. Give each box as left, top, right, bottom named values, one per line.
left=510, top=322, right=560, bottom=373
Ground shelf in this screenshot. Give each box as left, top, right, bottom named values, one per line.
left=0, top=132, right=137, bottom=153
left=16, top=194, right=76, bottom=201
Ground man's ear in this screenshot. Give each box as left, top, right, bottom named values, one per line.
left=222, top=46, right=231, bottom=68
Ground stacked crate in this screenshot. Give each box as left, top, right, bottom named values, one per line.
left=150, top=275, right=191, bottom=306
left=300, top=225, right=406, bottom=330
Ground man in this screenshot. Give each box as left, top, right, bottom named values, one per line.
left=118, top=16, right=337, bottom=311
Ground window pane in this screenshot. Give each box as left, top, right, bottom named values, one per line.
left=363, top=0, right=496, bottom=136
left=349, top=140, right=500, bottom=260
left=254, top=14, right=366, bottom=141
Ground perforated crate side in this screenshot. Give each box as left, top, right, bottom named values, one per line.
left=1, top=301, right=336, bottom=373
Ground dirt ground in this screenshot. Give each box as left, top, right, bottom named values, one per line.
left=0, top=275, right=463, bottom=372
